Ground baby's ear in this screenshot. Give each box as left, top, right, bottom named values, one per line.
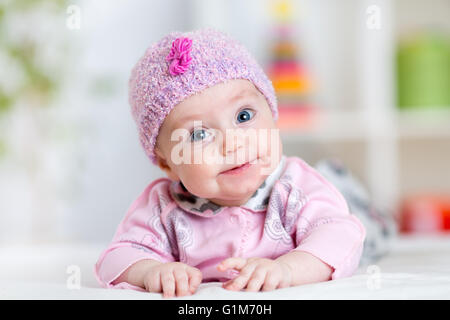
left=154, top=148, right=168, bottom=170
left=155, top=150, right=180, bottom=181
left=156, top=155, right=169, bottom=171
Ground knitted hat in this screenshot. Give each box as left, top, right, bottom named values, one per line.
left=128, top=27, right=278, bottom=165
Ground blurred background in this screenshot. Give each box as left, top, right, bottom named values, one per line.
left=0, top=0, right=449, bottom=246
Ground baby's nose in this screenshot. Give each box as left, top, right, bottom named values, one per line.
left=221, top=131, right=245, bottom=156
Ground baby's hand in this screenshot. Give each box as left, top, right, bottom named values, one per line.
left=143, top=262, right=202, bottom=298
left=217, top=257, right=292, bottom=292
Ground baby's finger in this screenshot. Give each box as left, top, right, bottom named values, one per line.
left=217, top=257, right=247, bottom=272
left=222, top=279, right=232, bottom=288
left=261, top=271, right=279, bottom=292
left=187, top=268, right=203, bottom=294
left=161, top=271, right=176, bottom=298
left=173, top=268, right=190, bottom=296
left=245, top=267, right=267, bottom=292
left=224, top=263, right=256, bottom=291
left=278, top=275, right=291, bottom=289
left=144, top=270, right=162, bottom=293
left=187, top=268, right=202, bottom=294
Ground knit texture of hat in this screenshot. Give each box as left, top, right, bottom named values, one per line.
left=128, top=27, right=278, bottom=165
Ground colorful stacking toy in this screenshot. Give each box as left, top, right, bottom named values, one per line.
left=266, top=0, right=316, bottom=130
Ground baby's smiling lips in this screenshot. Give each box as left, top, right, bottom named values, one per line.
left=220, top=158, right=257, bottom=175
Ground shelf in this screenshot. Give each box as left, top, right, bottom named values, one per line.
left=280, top=109, right=367, bottom=142
left=396, top=108, right=450, bottom=139
left=280, top=107, right=450, bottom=142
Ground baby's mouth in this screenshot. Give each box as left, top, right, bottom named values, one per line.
left=219, top=158, right=258, bottom=175
left=220, top=162, right=250, bottom=175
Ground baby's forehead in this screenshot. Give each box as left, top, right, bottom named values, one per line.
left=186, top=79, right=258, bottom=103
left=167, top=80, right=261, bottom=124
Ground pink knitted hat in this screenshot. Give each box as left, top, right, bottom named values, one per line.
left=128, top=27, right=278, bottom=165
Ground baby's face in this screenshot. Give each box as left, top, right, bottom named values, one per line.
left=155, top=79, right=282, bottom=206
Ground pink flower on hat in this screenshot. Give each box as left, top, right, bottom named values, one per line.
left=166, top=37, right=193, bottom=76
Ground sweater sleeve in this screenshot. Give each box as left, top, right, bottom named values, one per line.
left=290, top=161, right=366, bottom=280
left=94, top=178, right=176, bottom=289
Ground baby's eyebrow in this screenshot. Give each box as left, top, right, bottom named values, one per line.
left=173, top=113, right=205, bottom=128
left=228, top=88, right=256, bottom=104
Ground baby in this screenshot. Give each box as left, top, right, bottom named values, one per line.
left=94, top=28, right=366, bottom=298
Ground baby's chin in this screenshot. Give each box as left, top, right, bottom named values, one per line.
left=183, top=174, right=262, bottom=206
left=217, top=177, right=265, bottom=200
left=205, top=189, right=259, bottom=207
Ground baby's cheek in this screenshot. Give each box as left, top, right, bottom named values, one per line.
left=179, top=163, right=217, bottom=194
left=252, top=116, right=276, bottom=152
left=254, top=129, right=272, bottom=160
left=271, top=133, right=283, bottom=159
left=202, top=143, right=222, bottom=164
left=265, top=126, right=283, bottom=157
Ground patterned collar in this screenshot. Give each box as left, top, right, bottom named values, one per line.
left=169, top=156, right=287, bottom=216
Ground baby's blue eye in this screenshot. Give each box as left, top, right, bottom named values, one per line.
left=237, top=108, right=255, bottom=123
left=190, top=128, right=209, bottom=142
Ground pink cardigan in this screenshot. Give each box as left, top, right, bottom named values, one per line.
left=95, top=156, right=366, bottom=291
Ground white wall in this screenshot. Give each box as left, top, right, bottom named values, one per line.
left=61, top=0, right=190, bottom=243
left=0, top=0, right=384, bottom=244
